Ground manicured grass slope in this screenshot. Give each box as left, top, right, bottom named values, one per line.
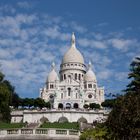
left=0, top=122, right=25, bottom=129
left=40, top=122, right=79, bottom=130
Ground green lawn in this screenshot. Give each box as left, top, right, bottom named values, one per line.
left=40, top=122, right=79, bottom=130
left=0, top=122, right=25, bottom=129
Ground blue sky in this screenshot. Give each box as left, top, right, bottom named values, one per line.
left=0, top=0, right=140, bottom=98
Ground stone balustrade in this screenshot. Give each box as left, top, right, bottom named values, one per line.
left=0, top=128, right=80, bottom=139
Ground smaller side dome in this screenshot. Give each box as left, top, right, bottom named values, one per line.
left=47, top=62, right=59, bottom=82
left=84, top=61, right=96, bottom=82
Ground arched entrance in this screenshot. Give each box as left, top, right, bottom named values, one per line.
left=66, top=103, right=71, bottom=109
left=58, top=116, right=68, bottom=123
left=58, top=103, right=63, bottom=109
left=73, top=103, right=79, bottom=109
left=40, top=116, right=49, bottom=123
left=77, top=117, right=87, bottom=123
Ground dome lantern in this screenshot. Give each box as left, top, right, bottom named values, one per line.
left=51, top=62, right=55, bottom=70
left=71, top=32, right=76, bottom=48
left=88, top=61, right=92, bottom=70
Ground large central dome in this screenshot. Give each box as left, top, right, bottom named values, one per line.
left=62, top=33, right=84, bottom=64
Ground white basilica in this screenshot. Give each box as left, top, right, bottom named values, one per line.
left=40, top=33, right=104, bottom=109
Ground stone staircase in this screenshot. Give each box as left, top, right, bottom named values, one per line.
left=26, top=123, right=40, bottom=129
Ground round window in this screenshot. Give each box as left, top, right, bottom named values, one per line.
left=49, top=95, right=54, bottom=99
left=88, top=94, right=92, bottom=98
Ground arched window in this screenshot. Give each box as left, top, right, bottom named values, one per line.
left=61, top=93, right=63, bottom=99
left=61, top=75, right=63, bottom=81
left=58, top=103, right=63, bottom=109
left=41, top=92, right=43, bottom=98
left=78, top=74, right=81, bottom=80
left=93, top=84, right=96, bottom=88
left=66, top=103, right=71, bottom=109
left=50, top=84, right=54, bottom=89
left=88, top=84, right=92, bottom=88
left=75, top=73, right=77, bottom=80
left=76, top=93, right=78, bottom=99
left=68, top=88, right=71, bottom=96
left=64, top=74, right=66, bottom=80
left=84, top=84, right=87, bottom=89
left=73, top=103, right=79, bottom=109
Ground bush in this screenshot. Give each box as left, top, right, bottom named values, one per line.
left=83, top=104, right=89, bottom=109
left=89, top=103, right=100, bottom=109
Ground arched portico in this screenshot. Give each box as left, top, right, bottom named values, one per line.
left=58, top=103, right=63, bottom=109
left=65, top=103, right=71, bottom=109
left=73, top=103, right=79, bottom=109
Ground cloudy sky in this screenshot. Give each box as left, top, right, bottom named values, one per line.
left=0, top=0, right=140, bottom=98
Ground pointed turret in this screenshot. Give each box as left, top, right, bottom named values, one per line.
left=47, top=62, right=59, bottom=82
left=84, top=61, right=96, bottom=82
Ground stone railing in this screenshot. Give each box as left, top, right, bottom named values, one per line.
left=0, top=128, right=80, bottom=138
left=11, top=110, right=23, bottom=115
left=22, top=109, right=110, bottom=113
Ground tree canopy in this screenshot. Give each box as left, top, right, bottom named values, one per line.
left=101, top=99, right=116, bottom=108
left=0, top=72, right=13, bottom=122
left=106, top=57, right=140, bottom=139
left=89, top=103, right=100, bottom=109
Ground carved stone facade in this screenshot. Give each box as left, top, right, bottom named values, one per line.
left=40, top=33, right=104, bottom=109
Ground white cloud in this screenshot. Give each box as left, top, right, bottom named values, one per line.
left=115, top=72, right=128, bottom=81
left=108, top=38, right=138, bottom=52
left=97, top=69, right=113, bottom=80
left=0, top=4, right=16, bottom=14
left=78, top=38, right=107, bottom=49
left=0, top=48, right=11, bottom=59
left=43, top=26, right=71, bottom=41
left=70, top=22, right=87, bottom=33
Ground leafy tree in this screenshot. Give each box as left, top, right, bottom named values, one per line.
left=28, top=98, right=35, bottom=108
left=89, top=103, right=100, bottom=109
left=10, top=93, right=20, bottom=108
left=45, top=102, right=51, bottom=109
left=0, top=72, right=14, bottom=122
left=26, top=98, right=34, bottom=108
left=19, top=98, right=25, bottom=108
left=80, top=123, right=109, bottom=140
left=106, top=57, right=140, bottom=139
left=34, top=98, right=46, bottom=109
left=101, top=99, right=116, bottom=108
left=83, top=104, right=89, bottom=109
